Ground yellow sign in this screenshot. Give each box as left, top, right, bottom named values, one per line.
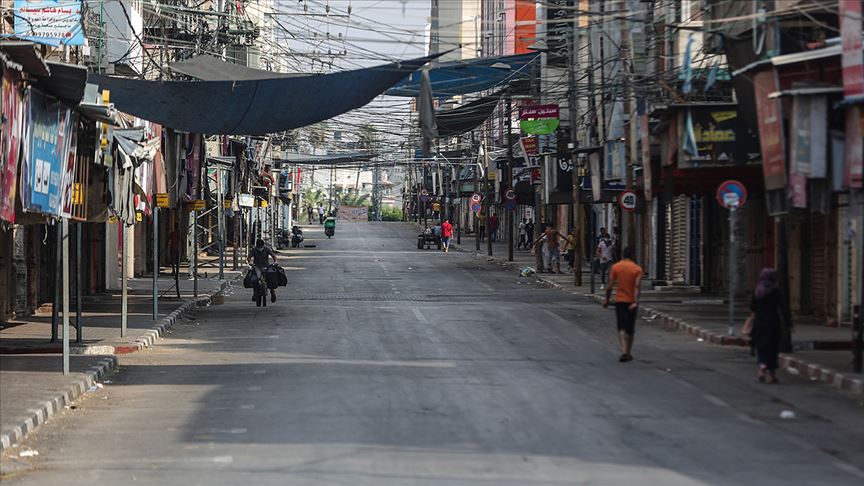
left=224, top=199, right=232, bottom=209
left=189, top=199, right=206, bottom=211
left=136, top=212, right=143, bottom=222
left=156, top=193, right=169, bottom=208
left=71, top=183, right=83, bottom=206
left=260, top=200, right=268, bottom=208
left=108, top=215, right=118, bottom=224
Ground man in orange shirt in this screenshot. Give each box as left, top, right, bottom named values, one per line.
left=603, top=247, right=643, bottom=362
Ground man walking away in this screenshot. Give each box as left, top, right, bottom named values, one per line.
left=307, top=205, right=314, bottom=224
left=247, top=238, right=278, bottom=303
left=318, top=204, right=325, bottom=224
left=603, top=247, right=643, bottom=362
left=564, top=228, right=578, bottom=272
left=489, top=213, right=500, bottom=242
left=440, top=219, right=453, bottom=252
left=517, top=218, right=527, bottom=249
left=525, top=219, right=534, bottom=246
left=478, top=212, right=486, bottom=241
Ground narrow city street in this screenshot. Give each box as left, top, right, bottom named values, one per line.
left=2, top=222, right=862, bottom=486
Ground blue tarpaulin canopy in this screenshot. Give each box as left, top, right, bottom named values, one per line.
left=386, top=53, right=539, bottom=97
left=89, top=56, right=434, bottom=135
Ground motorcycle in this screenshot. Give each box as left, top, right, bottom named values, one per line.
left=276, top=228, right=292, bottom=249
left=290, top=225, right=304, bottom=247
left=324, top=217, right=336, bottom=238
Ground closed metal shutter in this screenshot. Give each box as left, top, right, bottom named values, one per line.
left=810, top=214, right=827, bottom=315
left=665, top=195, right=689, bottom=284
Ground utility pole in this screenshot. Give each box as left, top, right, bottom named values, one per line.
left=569, top=10, right=583, bottom=286
left=506, top=92, right=514, bottom=262
left=620, top=0, right=636, bottom=251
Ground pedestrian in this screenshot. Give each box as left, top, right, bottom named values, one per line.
left=440, top=218, right=453, bottom=252
left=517, top=218, right=527, bottom=249
left=247, top=238, right=278, bottom=303
left=525, top=218, right=534, bottom=245
left=596, top=229, right=613, bottom=289
left=563, top=228, right=578, bottom=273
left=489, top=213, right=499, bottom=242
left=307, top=205, right=314, bottom=224
left=533, top=223, right=565, bottom=274
left=478, top=212, right=486, bottom=241
left=603, top=247, right=643, bottom=362
left=317, top=204, right=325, bottom=224
left=745, top=268, right=792, bottom=384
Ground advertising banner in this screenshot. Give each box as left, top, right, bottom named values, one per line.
left=840, top=0, right=864, bottom=98
left=677, top=106, right=760, bottom=168
left=337, top=205, right=368, bottom=222
left=545, top=0, right=575, bottom=67
left=13, top=0, right=85, bottom=46
left=519, top=104, right=560, bottom=135
left=753, top=69, right=787, bottom=191
left=21, top=88, right=76, bottom=216
left=1, top=70, right=23, bottom=223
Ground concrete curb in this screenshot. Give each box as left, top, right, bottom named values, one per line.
left=0, top=356, right=116, bottom=452
left=451, top=243, right=864, bottom=399
left=0, top=279, right=236, bottom=453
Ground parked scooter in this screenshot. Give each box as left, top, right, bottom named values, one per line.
left=276, top=228, right=292, bottom=249
left=324, top=217, right=336, bottom=238
left=290, top=225, right=304, bottom=247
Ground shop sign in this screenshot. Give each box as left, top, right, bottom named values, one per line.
left=840, top=0, right=864, bottom=98
left=156, top=193, right=169, bottom=208
left=189, top=199, right=206, bottom=211
left=0, top=69, right=23, bottom=223
left=13, top=0, right=85, bottom=46
left=238, top=193, right=254, bottom=208
left=21, top=88, right=77, bottom=216
left=520, top=136, right=538, bottom=156
left=545, top=0, right=574, bottom=68
left=677, top=107, right=760, bottom=169
left=753, top=70, right=787, bottom=191
left=845, top=106, right=863, bottom=189
left=519, top=104, right=560, bottom=135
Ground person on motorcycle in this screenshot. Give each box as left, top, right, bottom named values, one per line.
left=247, top=238, right=277, bottom=303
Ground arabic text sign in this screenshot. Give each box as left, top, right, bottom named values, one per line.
left=24, top=89, right=75, bottom=216
left=14, top=0, right=85, bottom=46
left=519, top=104, right=559, bottom=120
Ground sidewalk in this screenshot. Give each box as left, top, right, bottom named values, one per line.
left=0, top=262, right=239, bottom=452
left=448, top=233, right=863, bottom=398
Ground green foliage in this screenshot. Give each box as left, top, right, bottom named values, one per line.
left=302, top=188, right=326, bottom=208
left=379, top=206, right=403, bottom=222
left=338, top=192, right=370, bottom=207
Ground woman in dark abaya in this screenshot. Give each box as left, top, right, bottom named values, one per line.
left=747, top=268, right=793, bottom=383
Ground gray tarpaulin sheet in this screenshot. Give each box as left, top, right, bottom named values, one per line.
left=170, top=54, right=305, bottom=81
left=89, top=55, right=434, bottom=135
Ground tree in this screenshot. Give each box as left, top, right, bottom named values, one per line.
left=337, top=192, right=370, bottom=207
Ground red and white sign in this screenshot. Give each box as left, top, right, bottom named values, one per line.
left=841, top=0, right=864, bottom=98
left=519, top=104, right=559, bottom=120
left=753, top=69, right=787, bottom=191
left=618, top=191, right=637, bottom=212
left=519, top=136, right=538, bottom=156
left=716, top=180, right=748, bottom=209
left=845, top=106, right=863, bottom=188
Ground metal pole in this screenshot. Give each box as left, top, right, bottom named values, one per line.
left=570, top=13, right=583, bottom=286
left=851, top=190, right=863, bottom=372
left=121, top=223, right=128, bottom=338
left=506, top=93, right=514, bottom=262
left=193, top=210, right=199, bottom=298
left=728, top=206, right=737, bottom=336
left=217, top=169, right=225, bottom=280
left=475, top=159, right=481, bottom=251
left=62, top=218, right=70, bottom=374
left=50, top=224, right=60, bottom=342
left=76, top=222, right=82, bottom=343
left=153, top=206, right=158, bottom=319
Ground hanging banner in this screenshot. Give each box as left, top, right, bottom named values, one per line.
left=845, top=106, right=863, bottom=188
left=13, top=0, right=85, bottom=46
left=1, top=70, right=24, bottom=223
left=545, top=0, right=575, bottom=67
left=840, top=0, right=864, bottom=99
left=519, top=104, right=559, bottom=135
left=753, top=69, right=787, bottom=191
left=21, top=88, right=76, bottom=216
left=589, top=151, right=602, bottom=202
left=60, top=122, right=78, bottom=217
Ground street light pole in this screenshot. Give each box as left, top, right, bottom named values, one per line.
left=506, top=92, right=514, bottom=262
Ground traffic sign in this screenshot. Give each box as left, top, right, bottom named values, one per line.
left=716, top=180, right=747, bottom=209
left=618, top=191, right=637, bottom=212
left=470, top=193, right=482, bottom=204
left=504, top=188, right=516, bottom=200
left=420, top=189, right=429, bottom=202
left=505, top=199, right=517, bottom=211
left=471, top=202, right=482, bottom=213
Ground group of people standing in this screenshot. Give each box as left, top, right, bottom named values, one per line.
left=306, top=204, right=327, bottom=224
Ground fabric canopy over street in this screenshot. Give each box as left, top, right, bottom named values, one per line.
left=169, top=54, right=305, bottom=81
left=436, top=94, right=500, bottom=138
left=274, top=152, right=375, bottom=166
left=386, top=53, right=539, bottom=97
left=89, top=55, right=434, bottom=135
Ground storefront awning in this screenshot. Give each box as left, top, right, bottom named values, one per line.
left=89, top=55, right=435, bottom=135
left=386, top=53, right=539, bottom=97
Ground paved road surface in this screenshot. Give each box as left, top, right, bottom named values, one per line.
left=2, top=222, right=863, bottom=485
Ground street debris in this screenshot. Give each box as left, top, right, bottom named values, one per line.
left=18, top=449, right=39, bottom=457
left=520, top=267, right=536, bottom=277
left=696, top=338, right=705, bottom=342
left=786, top=367, right=800, bottom=375
left=87, top=385, right=98, bottom=392
left=779, top=410, right=796, bottom=420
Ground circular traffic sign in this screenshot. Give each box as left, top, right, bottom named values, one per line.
left=471, top=202, right=483, bottom=213
left=505, top=199, right=517, bottom=211
left=618, top=191, right=637, bottom=212
left=504, top=188, right=516, bottom=200
left=716, top=180, right=747, bottom=209
left=470, top=193, right=482, bottom=203
left=420, top=189, right=429, bottom=202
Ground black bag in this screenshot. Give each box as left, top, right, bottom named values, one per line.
left=243, top=268, right=258, bottom=288
left=264, top=264, right=288, bottom=289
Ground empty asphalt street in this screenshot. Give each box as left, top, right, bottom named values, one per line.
left=2, top=222, right=863, bottom=486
